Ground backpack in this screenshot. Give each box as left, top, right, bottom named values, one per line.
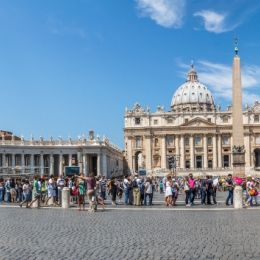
left=132, top=179, right=138, bottom=188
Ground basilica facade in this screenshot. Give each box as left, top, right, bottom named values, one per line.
left=124, top=56, right=260, bottom=177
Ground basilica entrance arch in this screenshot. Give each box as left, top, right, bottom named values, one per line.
left=134, top=151, right=144, bottom=173
left=254, top=149, right=260, bottom=168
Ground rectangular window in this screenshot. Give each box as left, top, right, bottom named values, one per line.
left=254, top=115, right=259, bottom=122
left=255, top=134, right=260, bottom=145
left=222, top=136, right=229, bottom=145
left=195, top=136, right=202, bottom=146
left=185, top=160, right=190, bottom=169
left=208, top=160, right=213, bottom=168
left=166, top=135, right=174, bottom=147
left=135, top=117, right=141, bottom=125
left=154, top=119, right=158, bottom=125
left=185, top=119, right=189, bottom=124
left=223, top=116, right=228, bottom=123
left=223, top=155, right=230, bottom=167
left=207, top=118, right=211, bottom=123
left=135, top=137, right=142, bottom=148
left=167, top=119, right=173, bottom=124
left=184, top=137, right=189, bottom=146
left=207, top=137, right=212, bottom=146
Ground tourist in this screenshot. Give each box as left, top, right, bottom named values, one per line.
left=19, top=180, right=30, bottom=208
left=77, top=172, right=98, bottom=212
left=165, top=175, right=172, bottom=206
left=132, top=175, right=141, bottom=206
left=0, top=179, right=4, bottom=204
left=109, top=177, right=118, bottom=205
left=171, top=178, right=179, bottom=206
left=159, top=179, right=164, bottom=194
left=225, top=174, right=234, bottom=206
left=41, top=177, right=48, bottom=203
left=100, top=176, right=107, bottom=200
left=77, top=173, right=86, bottom=211
left=45, top=175, right=58, bottom=206
left=188, top=174, right=196, bottom=205
left=200, top=177, right=207, bottom=205
left=123, top=175, right=130, bottom=205
left=116, top=180, right=123, bottom=203
left=139, top=177, right=145, bottom=205
left=144, top=177, right=153, bottom=206
left=57, top=174, right=65, bottom=206
left=5, top=179, right=11, bottom=203
left=28, top=175, right=41, bottom=208
left=183, top=176, right=190, bottom=207
left=206, top=175, right=214, bottom=205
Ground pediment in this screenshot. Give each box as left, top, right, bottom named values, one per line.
left=180, top=117, right=216, bottom=127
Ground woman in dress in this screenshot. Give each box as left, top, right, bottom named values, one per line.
left=165, top=175, right=173, bottom=206
left=77, top=173, right=86, bottom=211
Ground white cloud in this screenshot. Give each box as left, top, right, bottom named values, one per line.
left=136, top=0, right=186, bottom=28
left=179, top=60, right=260, bottom=105
left=194, top=10, right=238, bottom=33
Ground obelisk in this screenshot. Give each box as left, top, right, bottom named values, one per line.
left=232, top=39, right=245, bottom=177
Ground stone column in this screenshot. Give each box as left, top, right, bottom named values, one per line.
left=69, top=154, right=72, bottom=166
left=203, top=135, right=208, bottom=169
left=77, top=152, right=83, bottom=173
left=10, top=154, right=15, bottom=175
left=175, top=135, right=180, bottom=168
left=82, top=154, right=87, bottom=176
left=126, top=138, right=133, bottom=172
left=59, top=154, right=63, bottom=176
left=145, top=136, right=152, bottom=172
left=161, top=135, right=166, bottom=169
left=40, top=153, right=44, bottom=177
left=30, top=154, right=34, bottom=175
left=190, top=135, right=194, bottom=169
left=180, top=135, right=185, bottom=169
left=12, top=153, right=15, bottom=168
left=218, top=134, right=222, bottom=168
left=230, top=135, right=233, bottom=167
left=245, top=133, right=251, bottom=171
left=102, top=152, right=107, bottom=177
left=21, top=153, right=25, bottom=174
left=97, top=153, right=101, bottom=175
left=50, top=154, right=54, bottom=176
left=2, top=153, right=6, bottom=167
left=212, top=135, right=217, bottom=168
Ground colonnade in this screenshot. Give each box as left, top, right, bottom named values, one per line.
left=0, top=152, right=104, bottom=177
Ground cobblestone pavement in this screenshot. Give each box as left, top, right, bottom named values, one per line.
left=0, top=206, right=260, bottom=260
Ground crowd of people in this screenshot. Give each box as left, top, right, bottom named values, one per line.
left=0, top=173, right=259, bottom=210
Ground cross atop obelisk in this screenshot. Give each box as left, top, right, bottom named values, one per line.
left=232, top=38, right=245, bottom=176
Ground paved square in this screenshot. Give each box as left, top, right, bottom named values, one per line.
left=0, top=207, right=260, bottom=260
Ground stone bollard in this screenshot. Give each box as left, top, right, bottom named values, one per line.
left=62, top=188, right=70, bottom=209
left=234, top=186, right=243, bottom=209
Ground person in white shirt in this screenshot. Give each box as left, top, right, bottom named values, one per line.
left=57, top=175, right=65, bottom=206
left=144, top=177, right=153, bottom=206
left=123, top=176, right=130, bottom=205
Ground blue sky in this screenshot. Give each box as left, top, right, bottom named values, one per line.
left=0, top=0, right=260, bottom=148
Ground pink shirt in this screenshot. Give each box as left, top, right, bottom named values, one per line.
left=188, top=179, right=196, bottom=189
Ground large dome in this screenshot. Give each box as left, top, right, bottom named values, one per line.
left=171, top=65, right=215, bottom=112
